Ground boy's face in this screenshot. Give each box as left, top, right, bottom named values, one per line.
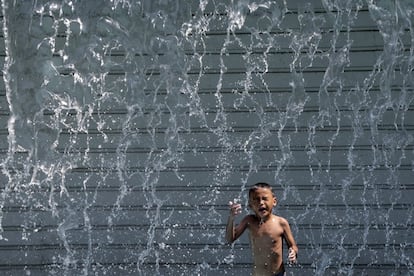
left=249, top=187, right=277, bottom=219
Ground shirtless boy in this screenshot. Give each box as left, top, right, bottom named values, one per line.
left=226, top=182, right=298, bottom=276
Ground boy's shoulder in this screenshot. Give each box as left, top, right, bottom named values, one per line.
left=272, top=214, right=287, bottom=224
left=271, top=214, right=289, bottom=224
left=242, top=214, right=260, bottom=224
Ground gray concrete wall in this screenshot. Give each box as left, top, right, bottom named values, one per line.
left=0, top=0, right=413, bottom=275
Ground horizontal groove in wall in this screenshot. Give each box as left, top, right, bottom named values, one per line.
left=0, top=4, right=372, bottom=18
left=0, top=85, right=411, bottom=98
left=47, top=46, right=410, bottom=59
left=0, top=43, right=401, bottom=57
left=0, top=242, right=412, bottom=251
left=56, top=63, right=410, bottom=76
left=1, top=84, right=412, bottom=102
left=2, top=144, right=414, bottom=155
left=0, top=262, right=410, bottom=272
left=0, top=32, right=409, bottom=58
left=2, top=181, right=412, bottom=191
left=0, top=223, right=411, bottom=232
left=1, top=125, right=413, bottom=138
left=1, top=183, right=413, bottom=193
left=1, top=11, right=384, bottom=36
left=0, top=164, right=412, bottom=174
left=38, top=105, right=414, bottom=115
left=0, top=203, right=412, bottom=213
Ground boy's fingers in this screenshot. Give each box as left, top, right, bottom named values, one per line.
left=228, top=201, right=242, bottom=215
left=228, top=203, right=242, bottom=215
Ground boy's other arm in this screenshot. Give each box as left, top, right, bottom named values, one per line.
left=225, top=202, right=248, bottom=243
left=281, top=217, right=298, bottom=261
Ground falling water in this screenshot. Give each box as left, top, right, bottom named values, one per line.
left=0, top=0, right=413, bottom=275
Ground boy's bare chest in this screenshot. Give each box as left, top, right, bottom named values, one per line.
left=250, top=220, right=284, bottom=241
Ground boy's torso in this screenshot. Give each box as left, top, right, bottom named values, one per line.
left=247, top=214, right=285, bottom=275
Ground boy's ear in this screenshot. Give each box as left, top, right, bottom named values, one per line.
left=273, top=197, right=277, bottom=207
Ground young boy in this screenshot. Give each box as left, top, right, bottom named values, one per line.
left=226, top=182, right=298, bottom=276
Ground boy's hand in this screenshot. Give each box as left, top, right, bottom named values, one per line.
left=288, top=247, right=297, bottom=264
left=228, top=199, right=242, bottom=217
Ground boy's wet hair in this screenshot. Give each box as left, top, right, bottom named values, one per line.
left=248, top=182, right=275, bottom=198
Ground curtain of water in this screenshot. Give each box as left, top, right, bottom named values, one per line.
left=0, top=0, right=413, bottom=275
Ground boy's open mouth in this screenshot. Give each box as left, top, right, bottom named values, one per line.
left=258, top=206, right=266, bottom=212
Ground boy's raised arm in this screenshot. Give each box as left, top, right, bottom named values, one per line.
left=226, top=201, right=247, bottom=243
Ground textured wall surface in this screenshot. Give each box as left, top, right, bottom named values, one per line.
left=0, top=0, right=413, bottom=275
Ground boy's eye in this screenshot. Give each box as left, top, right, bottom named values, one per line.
left=254, top=197, right=268, bottom=202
